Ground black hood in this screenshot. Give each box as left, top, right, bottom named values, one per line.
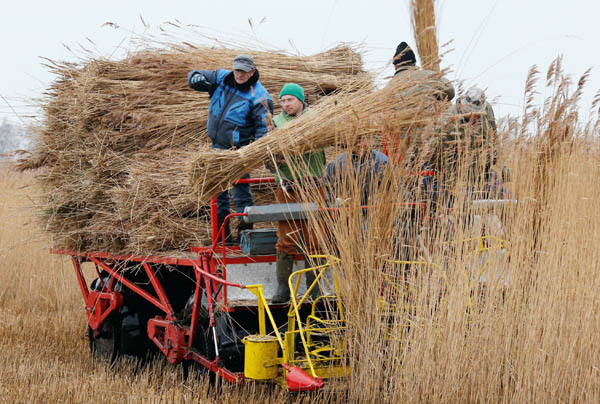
left=224, top=69, right=260, bottom=91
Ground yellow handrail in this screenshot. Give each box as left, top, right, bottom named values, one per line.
left=288, top=255, right=341, bottom=378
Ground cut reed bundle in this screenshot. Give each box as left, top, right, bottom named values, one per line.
left=410, top=0, right=441, bottom=72
left=20, top=43, right=368, bottom=253
left=190, top=70, right=454, bottom=202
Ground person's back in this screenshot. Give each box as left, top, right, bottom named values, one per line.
left=387, top=41, right=455, bottom=102
left=325, top=149, right=389, bottom=206
left=385, top=42, right=455, bottom=165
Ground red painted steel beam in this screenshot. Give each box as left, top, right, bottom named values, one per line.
left=89, top=257, right=168, bottom=314
left=52, top=249, right=198, bottom=267
left=142, top=262, right=175, bottom=315
left=188, top=351, right=245, bottom=384
left=71, top=257, right=90, bottom=302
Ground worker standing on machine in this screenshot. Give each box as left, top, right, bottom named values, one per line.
left=386, top=41, right=455, bottom=165
left=268, top=83, right=326, bottom=304
left=188, top=54, right=274, bottom=244
left=426, top=86, right=502, bottom=202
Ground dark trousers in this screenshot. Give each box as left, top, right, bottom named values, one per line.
left=216, top=173, right=253, bottom=218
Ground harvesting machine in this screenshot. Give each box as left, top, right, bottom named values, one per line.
left=56, top=171, right=514, bottom=392
left=56, top=177, right=350, bottom=392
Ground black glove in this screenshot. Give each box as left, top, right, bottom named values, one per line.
left=189, top=72, right=209, bottom=86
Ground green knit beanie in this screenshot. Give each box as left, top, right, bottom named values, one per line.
left=279, top=83, right=305, bottom=103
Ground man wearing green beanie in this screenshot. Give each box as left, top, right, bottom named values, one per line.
left=270, top=83, right=326, bottom=304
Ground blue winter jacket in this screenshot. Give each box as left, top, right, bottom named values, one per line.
left=188, top=68, right=273, bottom=150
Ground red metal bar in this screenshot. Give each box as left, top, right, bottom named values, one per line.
left=211, top=196, right=218, bottom=246
left=234, top=177, right=275, bottom=185
left=188, top=351, right=245, bottom=384
left=72, top=257, right=90, bottom=302
left=52, top=249, right=197, bottom=267
left=87, top=291, right=123, bottom=331
left=203, top=274, right=215, bottom=327
left=142, top=262, right=175, bottom=316
left=71, top=256, right=124, bottom=332
left=147, top=317, right=187, bottom=364
left=89, top=257, right=167, bottom=313
left=188, top=269, right=203, bottom=349
left=191, top=261, right=246, bottom=290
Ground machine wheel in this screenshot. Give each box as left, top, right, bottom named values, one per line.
left=183, top=290, right=217, bottom=380
left=88, top=300, right=151, bottom=365
left=88, top=314, right=121, bottom=364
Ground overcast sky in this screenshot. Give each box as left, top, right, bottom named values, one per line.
left=2, top=0, right=599, bottom=124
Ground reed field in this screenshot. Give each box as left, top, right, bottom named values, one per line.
left=1, top=56, right=600, bottom=403
left=4, top=3, right=600, bottom=401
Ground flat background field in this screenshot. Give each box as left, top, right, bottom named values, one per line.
left=3, top=139, right=600, bottom=403
left=2, top=93, right=600, bottom=402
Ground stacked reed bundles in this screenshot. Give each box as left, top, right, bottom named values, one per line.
left=410, top=0, right=441, bottom=72
left=190, top=72, right=452, bottom=202
left=23, top=44, right=369, bottom=254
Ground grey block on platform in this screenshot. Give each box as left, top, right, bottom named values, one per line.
left=243, top=203, right=319, bottom=223
left=240, top=229, right=278, bottom=255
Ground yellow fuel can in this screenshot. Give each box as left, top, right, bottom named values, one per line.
left=242, top=334, right=279, bottom=379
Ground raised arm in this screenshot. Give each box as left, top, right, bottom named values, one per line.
left=188, top=69, right=218, bottom=93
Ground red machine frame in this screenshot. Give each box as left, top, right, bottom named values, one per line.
left=56, top=177, right=328, bottom=390
left=57, top=172, right=431, bottom=391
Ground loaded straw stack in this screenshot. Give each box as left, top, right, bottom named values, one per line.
left=189, top=71, right=453, bottom=202
left=19, top=43, right=370, bottom=254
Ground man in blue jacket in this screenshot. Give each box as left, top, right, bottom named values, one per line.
left=188, top=54, right=274, bottom=243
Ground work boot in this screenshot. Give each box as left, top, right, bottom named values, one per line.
left=216, top=215, right=234, bottom=245
left=272, top=252, right=294, bottom=304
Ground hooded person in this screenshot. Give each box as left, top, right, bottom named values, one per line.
left=188, top=55, right=274, bottom=244
left=269, top=83, right=326, bottom=304
left=428, top=86, right=499, bottom=197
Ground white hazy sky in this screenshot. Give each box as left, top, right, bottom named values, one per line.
left=1, top=0, right=599, bottom=124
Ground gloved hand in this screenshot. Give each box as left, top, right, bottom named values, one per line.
left=265, top=154, right=285, bottom=172
left=189, top=72, right=208, bottom=86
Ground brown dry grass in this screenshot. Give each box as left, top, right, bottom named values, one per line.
left=2, top=55, right=600, bottom=403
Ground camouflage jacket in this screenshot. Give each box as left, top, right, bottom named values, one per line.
left=388, top=67, right=455, bottom=102
left=429, top=102, right=498, bottom=187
